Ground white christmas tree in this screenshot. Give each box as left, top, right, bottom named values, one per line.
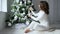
left=6, top=0, right=36, bottom=26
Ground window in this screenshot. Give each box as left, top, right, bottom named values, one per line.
left=0, top=0, right=7, bottom=12
left=0, top=0, right=2, bottom=11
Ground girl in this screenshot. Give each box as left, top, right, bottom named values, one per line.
left=24, top=1, right=50, bottom=33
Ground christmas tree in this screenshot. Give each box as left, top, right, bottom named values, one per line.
left=6, top=0, right=36, bottom=26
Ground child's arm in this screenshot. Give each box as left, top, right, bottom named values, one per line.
left=31, top=11, right=38, bottom=16
left=29, top=7, right=38, bottom=16
left=30, top=11, right=45, bottom=21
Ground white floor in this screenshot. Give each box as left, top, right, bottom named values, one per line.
left=26, top=30, right=60, bottom=34
left=0, top=23, right=60, bottom=34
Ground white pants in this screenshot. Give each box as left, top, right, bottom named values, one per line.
left=27, top=21, right=49, bottom=31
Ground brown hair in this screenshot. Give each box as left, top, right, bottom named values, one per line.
left=40, top=1, right=49, bottom=15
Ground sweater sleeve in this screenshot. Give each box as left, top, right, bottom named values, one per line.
left=31, top=11, right=38, bottom=16
left=30, top=11, right=45, bottom=21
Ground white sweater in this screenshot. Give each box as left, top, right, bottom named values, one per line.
left=28, top=10, right=49, bottom=30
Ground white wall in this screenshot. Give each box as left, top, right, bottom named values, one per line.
left=48, top=0, right=60, bottom=29
left=0, top=0, right=14, bottom=31
left=0, top=12, right=6, bottom=31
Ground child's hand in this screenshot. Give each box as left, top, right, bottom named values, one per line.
left=27, top=14, right=31, bottom=18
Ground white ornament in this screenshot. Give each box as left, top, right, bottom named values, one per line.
left=26, top=21, right=30, bottom=25
left=24, top=1, right=26, bottom=4
left=15, top=0, right=19, bottom=3
left=8, top=22, right=12, bottom=26
left=27, top=6, right=29, bottom=8
left=22, top=8, right=25, bottom=11
left=20, top=1, right=22, bottom=4
left=19, top=1, right=23, bottom=6
left=21, top=18, right=25, bottom=20
left=14, top=12, right=17, bottom=15
left=23, top=12, right=25, bottom=15
left=14, top=16, right=17, bottom=20
left=21, top=13, right=24, bottom=16
left=16, top=5, right=19, bottom=8
left=32, top=3, right=34, bottom=5
left=25, top=16, right=27, bottom=19
left=28, top=0, right=31, bottom=3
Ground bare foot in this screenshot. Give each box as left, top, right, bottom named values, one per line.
left=25, top=28, right=31, bottom=33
